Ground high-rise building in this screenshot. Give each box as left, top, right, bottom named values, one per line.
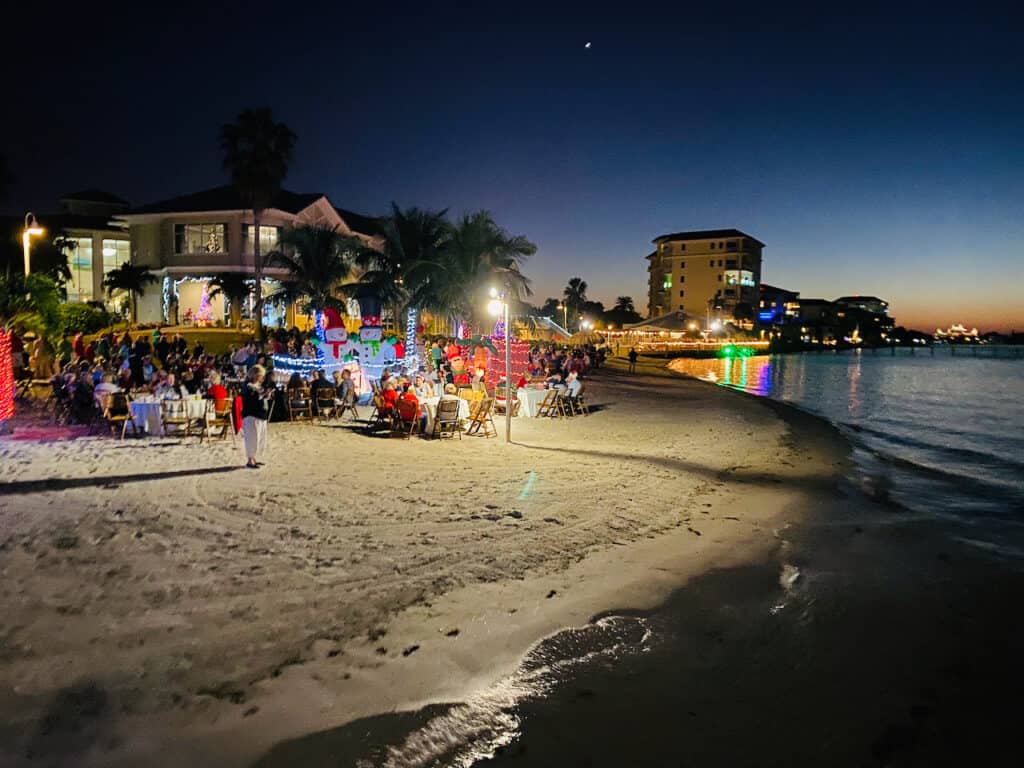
left=646, top=229, right=764, bottom=322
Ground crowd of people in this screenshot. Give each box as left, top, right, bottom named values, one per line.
left=12, top=324, right=612, bottom=464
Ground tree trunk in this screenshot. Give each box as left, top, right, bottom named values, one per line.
left=230, top=299, right=242, bottom=329
left=130, top=290, right=136, bottom=327
left=253, top=211, right=264, bottom=339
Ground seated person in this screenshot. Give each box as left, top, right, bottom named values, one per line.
left=309, top=370, right=335, bottom=413
left=544, top=367, right=564, bottom=388
left=412, top=374, right=434, bottom=398
left=333, top=369, right=356, bottom=405
left=565, top=370, right=582, bottom=399
left=381, top=379, right=399, bottom=414
left=154, top=372, right=188, bottom=400
left=205, top=371, right=230, bottom=410
left=93, top=374, right=122, bottom=408
left=399, top=382, right=427, bottom=432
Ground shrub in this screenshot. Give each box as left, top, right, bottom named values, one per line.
left=58, top=303, right=114, bottom=335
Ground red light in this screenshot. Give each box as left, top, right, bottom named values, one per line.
left=0, top=331, right=14, bottom=422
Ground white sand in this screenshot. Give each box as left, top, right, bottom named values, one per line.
left=0, top=367, right=849, bottom=766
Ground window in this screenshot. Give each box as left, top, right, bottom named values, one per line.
left=242, top=225, right=282, bottom=255
left=710, top=242, right=716, bottom=249
left=678, top=275, right=685, bottom=283
left=174, top=223, right=228, bottom=254
left=719, top=241, right=724, bottom=248
left=662, top=276, right=672, bottom=290
left=710, top=259, right=716, bottom=267
left=726, top=241, right=737, bottom=249
left=726, top=260, right=737, bottom=269
left=102, top=239, right=130, bottom=274
left=679, top=244, right=686, bottom=251
left=717, top=274, right=722, bottom=282
left=64, top=237, right=93, bottom=303
left=680, top=261, right=685, bottom=269
left=725, top=269, right=756, bottom=287
left=679, top=290, right=685, bottom=297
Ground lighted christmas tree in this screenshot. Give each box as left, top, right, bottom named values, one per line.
left=196, top=283, right=213, bottom=325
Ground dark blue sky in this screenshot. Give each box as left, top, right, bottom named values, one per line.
left=4, top=2, right=1022, bottom=329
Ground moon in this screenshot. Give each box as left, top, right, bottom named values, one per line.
left=584, top=42, right=592, bottom=49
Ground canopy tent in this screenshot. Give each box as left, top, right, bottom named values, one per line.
left=622, top=310, right=696, bottom=333
left=568, top=330, right=604, bottom=345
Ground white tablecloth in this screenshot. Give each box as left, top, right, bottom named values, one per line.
left=421, top=396, right=470, bottom=433
left=514, top=387, right=550, bottom=418
left=130, top=398, right=208, bottom=436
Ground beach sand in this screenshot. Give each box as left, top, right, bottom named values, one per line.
left=0, top=362, right=851, bottom=767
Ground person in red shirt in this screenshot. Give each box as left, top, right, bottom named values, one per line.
left=206, top=371, right=230, bottom=410
left=381, top=379, right=399, bottom=414
left=399, top=382, right=427, bottom=433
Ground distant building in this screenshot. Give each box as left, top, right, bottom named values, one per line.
left=758, top=283, right=800, bottom=327
left=116, top=185, right=380, bottom=325
left=2, top=190, right=132, bottom=308
left=833, top=295, right=895, bottom=342
left=646, top=229, right=764, bottom=323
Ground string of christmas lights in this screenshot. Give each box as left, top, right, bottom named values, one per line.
left=0, top=331, right=14, bottom=422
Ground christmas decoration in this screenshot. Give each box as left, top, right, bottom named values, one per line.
left=0, top=330, right=13, bottom=423
left=195, top=283, right=213, bottom=326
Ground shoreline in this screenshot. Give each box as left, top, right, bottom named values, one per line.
left=0, top=360, right=855, bottom=767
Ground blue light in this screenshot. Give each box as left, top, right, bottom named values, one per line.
left=758, top=311, right=775, bottom=321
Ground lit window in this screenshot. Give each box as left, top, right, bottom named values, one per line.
left=64, top=237, right=93, bottom=303
left=174, top=224, right=228, bottom=254
left=102, top=239, right=130, bottom=274
left=242, top=225, right=282, bottom=255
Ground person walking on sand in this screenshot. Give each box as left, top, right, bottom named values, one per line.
left=628, top=347, right=638, bottom=374
left=241, top=365, right=271, bottom=469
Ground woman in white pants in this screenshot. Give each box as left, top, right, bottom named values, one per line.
left=241, top=365, right=270, bottom=468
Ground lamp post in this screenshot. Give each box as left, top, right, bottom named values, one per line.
left=489, top=288, right=513, bottom=444
left=22, top=213, right=45, bottom=277
left=557, top=302, right=567, bottom=330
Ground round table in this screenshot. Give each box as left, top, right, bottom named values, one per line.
left=130, top=397, right=209, bottom=436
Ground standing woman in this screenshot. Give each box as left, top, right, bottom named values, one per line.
left=241, top=364, right=270, bottom=469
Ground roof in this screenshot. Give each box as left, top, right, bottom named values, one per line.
left=652, top=229, right=765, bottom=247
left=128, top=185, right=323, bottom=215
left=760, top=283, right=799, bottom=297
left=334, top=206, right=383, bottom=236
left=798, top=298, right=834, bottom=306
left=60, top=189, right=129, bottom=206
left=624, top=310, right=694, bottom=332
left=834, top=295, right=887, bottom=305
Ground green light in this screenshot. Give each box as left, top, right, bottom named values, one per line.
left=719, top=344, right=738, bottom=358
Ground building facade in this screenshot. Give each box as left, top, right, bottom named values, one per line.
left=116, top=185, right=380, bottom=325
left=646, top=229, right=764, bottom=323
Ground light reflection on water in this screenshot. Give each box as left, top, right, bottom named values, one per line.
left=669, top=352, right=1024, bottom=546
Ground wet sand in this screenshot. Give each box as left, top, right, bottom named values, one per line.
left=0, top=360, right=852, bottom=767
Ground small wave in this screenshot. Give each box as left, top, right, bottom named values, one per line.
left=378, top=615, right=653, bottom=768
left=840, top=422, right=1024, bottom=476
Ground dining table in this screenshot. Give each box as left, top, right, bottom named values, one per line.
left=129, top=395, right=209, bottom=436
left=420, top=396, right=471, bottom=434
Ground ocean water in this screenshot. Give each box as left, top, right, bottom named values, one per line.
left=668, top=350, right=1024, bottom=557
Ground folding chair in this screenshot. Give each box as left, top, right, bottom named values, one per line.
left=336, top=391, right=359, bottom=422
left=569, top=384, right=590, bottom=416
left=204, top=399, right=235, bottom=441
left=393, top=399, right=420, bottom=439
left=431, top=397, right=462, bottom=440
left=287, top=387, right=313, bottom=422
left=365, top=394, right=393, bottom=433
left=99, top=392, right=138, bottom=439
left=161, top=399, right=196, bottom=438
left=464, top=397, right=497, bottom=437
left=316, top=390, right=337, bottom=423
left=535, top=389, right=563, bottom=419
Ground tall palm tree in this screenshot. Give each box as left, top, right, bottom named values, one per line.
left=219, top=108, right=297, bottom=338
left=264, top=225, right=357, bottom=315
left=103, top=263, right=157, bottom=325
left=563, top=277, right=588, bottom=325
left=208, top=273, right=253, bottom=328
left=614, top=296, right=636, bottom=314
left=347, top=204, right=451, bottom=337
left=423, top=211, right=535, bottom=330
left=0, top=272, right=64, bottom=337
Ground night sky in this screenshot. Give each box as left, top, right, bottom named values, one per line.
left=3, top=2, right=1022, bottom=330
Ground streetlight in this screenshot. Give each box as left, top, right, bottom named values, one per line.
left=489, top=287, right=513, bottom=444
left=22, top=213, right=45, bottom=277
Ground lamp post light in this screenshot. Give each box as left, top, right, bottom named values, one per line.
left=22, top=213, right=45, bottom=277
left=489, top=288, right=513, bottom=444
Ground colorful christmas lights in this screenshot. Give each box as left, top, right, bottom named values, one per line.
left=0, top=331, right=14, bottom=422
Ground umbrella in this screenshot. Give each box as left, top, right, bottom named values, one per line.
left=568, top=331, right=604, bottom=345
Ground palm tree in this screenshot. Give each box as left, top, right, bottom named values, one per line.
left=563, top=277, right=588, bottom=325
left=208, top=273, right=253, bottom=328
left=347, top=204, right=451, bottom=337
left=614, top=296, right=636, bottom=314
left=103, top=263, right=157, bottom=325
left=0, top=272, right=64, bottom=337
left=220, top=108, right=297, bottom=338
left=264, top=225, right=357, bottom=316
